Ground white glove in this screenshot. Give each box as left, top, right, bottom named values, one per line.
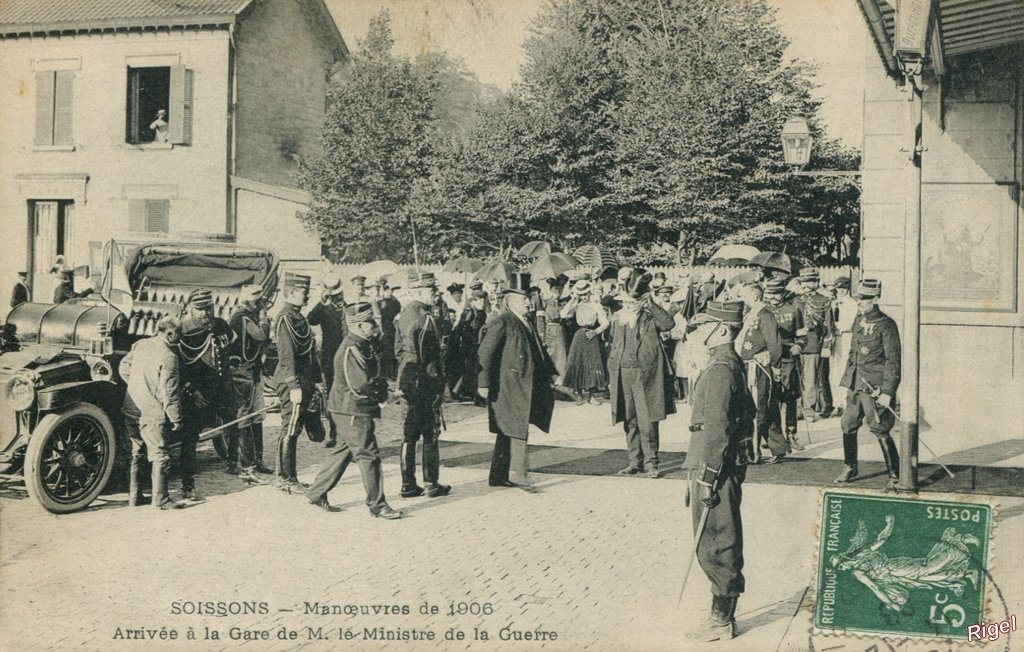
left=289, top=388, right=302, bottom=405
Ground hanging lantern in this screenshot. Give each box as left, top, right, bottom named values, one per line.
left=781, top=116, right=813, bottom=169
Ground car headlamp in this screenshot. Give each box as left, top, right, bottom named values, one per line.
left=4, top=374, right=36, bottom=411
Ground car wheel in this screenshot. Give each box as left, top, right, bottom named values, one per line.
left=25, top=404, right=116, bottom=514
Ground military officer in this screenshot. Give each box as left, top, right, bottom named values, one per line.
left=763, top=278, right=805, bottom=452
left=272, top=272, right=326, bottom=492
left=735, top=284, right=786, bottom=463
left=228, top=284, right=273, bottom=476
left=306, top=302, right=403, bottom=518
left=178, top=288, right=238, bottom=500
left=835, top=279, right=902, bottom=490
left=394, top=270, right=452, bottom=498
left=307, top=273, right=348, bottom=448
left=683, top=300, right=755, bottom=642
left=797, top=268, right=836, bottom=420
left=829, top=276, right=858, bottom=417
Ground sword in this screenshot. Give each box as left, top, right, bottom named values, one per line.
left=197, top=406, right=273, bottom=442
left=861, top=380, right=955, bottom=479
left=677, top=495, right=711, bottom=607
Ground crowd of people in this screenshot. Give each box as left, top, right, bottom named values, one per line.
left=110, top=256, right=902, bottom=642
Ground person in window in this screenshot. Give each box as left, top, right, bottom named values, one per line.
left=150, top=109, right=169, bottom=143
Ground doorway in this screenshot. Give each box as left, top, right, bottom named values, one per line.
left=28, top=200, right=75, bottom=302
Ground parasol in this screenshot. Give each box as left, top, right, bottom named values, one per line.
left=359, top=259, right=400, bottom=280
left=708, top=244, right=760, bottom=264
left=529, top=252, right=580, bottom=280
left=474, top=260, right=516, bottom=285
left=515, top=241, right=555, bottom=258
left=708, top=257, right=751, bottom=267
left=750, top=251, right=798, bottom=275
left=442, top=257, right=484, bottom=274
left=572, top=245, right=618, bottom=271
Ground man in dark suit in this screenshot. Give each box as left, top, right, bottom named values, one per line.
left=607, top=269, right=676, bottom=478
left=10, top=271, right=30, bottom=308
left=478, top=272, right=556, bottom=489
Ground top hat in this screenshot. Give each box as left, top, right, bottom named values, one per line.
left=503, top=272, right=532, bottom=296
left=621, top=268, right=652, bottom=299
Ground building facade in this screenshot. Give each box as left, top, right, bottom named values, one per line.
left=0, top=0, right=345, bottom=306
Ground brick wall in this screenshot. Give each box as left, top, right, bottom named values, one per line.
left=233, top=0, right=344, bottom=189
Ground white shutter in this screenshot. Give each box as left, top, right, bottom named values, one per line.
left=128, top=199, right=146, bottom=231
left=35, top=71, right=54, bottom=146
left=169, top=66, right=193, bottom=145
left=146, top=200, right=170, bottom=233
left=53, top=71, right=74, bottom=145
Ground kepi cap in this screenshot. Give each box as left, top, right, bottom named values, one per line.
left=690, top=300, right=744, bottom=326
left=854, top=278, right=882, bottom=299
left=283, top=272, right=311, bottom=290
left=188, top=288, right=214, bottom=309
left=345, top=302, right=375, bottom=326
left=407, top=270, right=437, bottom=289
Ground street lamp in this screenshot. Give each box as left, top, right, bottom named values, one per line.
left=781, top=116, right=812, bottom=169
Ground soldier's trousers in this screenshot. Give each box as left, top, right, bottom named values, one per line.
left=619, top=366, right=660, bottom=470
left=401, top=389, right=442, bottom=487
left=180, top=383, right=237, bottom=489
left=746, top=362, right=787, bottom=456
left=489, top=432, right=529, bottom=485
left=322, top=366, right=338, bottom=443
left=839, top=389, right=897, bottom=467
left=801, top=353, right=833, bottom=415
left=307, top=414, right=387, bottom=512
left=777, top=360, right=799, bottom=435
left=275, top=383, right=325, bottom=480
left=690, top=467, right=746, bottom=597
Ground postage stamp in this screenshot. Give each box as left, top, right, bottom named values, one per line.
left=814, top=491, right=994, bottom=641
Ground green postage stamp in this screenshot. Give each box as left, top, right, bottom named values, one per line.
left=815, top=491, right=993, bottom=640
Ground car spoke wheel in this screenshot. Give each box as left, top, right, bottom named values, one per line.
left=25, top=404, right=116, bottom=513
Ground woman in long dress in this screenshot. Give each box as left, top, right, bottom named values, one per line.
left=562, top=281, right=609, bottom=405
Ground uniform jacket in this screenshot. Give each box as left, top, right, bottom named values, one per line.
left=395, top=299, right=444, bottom=394
left=377, top=296, right=401, bottom=359
left=477, top=309, right=556, bottom=440
left=607, top=301, right=676, bottom=425
left=121, top=336, right=183, bottom=426
left=306, top=301, right=348, bottom=376
left=228, top=306, right=269, bottom=378
left=327, top=333, right=385, bottom=418
left=799, top=291, right=835, bottom=354
left=766, top=296, right=805, bottom=358
left=272, top=303, right=321, bottom=391
left=10, top=282, right=29, bottom=308
left=737, top=304, right=782, bottom=370
left=684, top=344, right=755, bottom=471
left=841, top=306, right=901, bottom=396
left=178, top=316, right=235, bottom=385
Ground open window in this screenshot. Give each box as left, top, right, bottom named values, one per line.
left=125, top=65, right=192, bottom=145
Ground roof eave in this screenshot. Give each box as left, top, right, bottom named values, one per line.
left=0, top=14, right=239, bottom=38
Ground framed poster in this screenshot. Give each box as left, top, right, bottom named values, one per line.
left=921, top=184, right=1018, bottom=312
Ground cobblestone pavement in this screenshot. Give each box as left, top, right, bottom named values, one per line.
left=2, top=400, right=1021, bottom=652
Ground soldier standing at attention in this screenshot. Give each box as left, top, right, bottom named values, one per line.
left=306, top=303, right=403, bottom=519
left=834, top=279, right=902, bottom=490
left=273, top=272, right=326, bottom=493
left=796, top=268, right=836, bottom=420
left=307, top=273, right=347, bottom=448
left=683, top=301, right=755, bottom=642
left=734, top=284, right=785, bottom=464
left=228, top=285, right=274, bottom=476
left=394, top=271, right=452, bottom=498
left=763, top=278, right=805, bottom=452
left=178, top=288, right=238, bottom=500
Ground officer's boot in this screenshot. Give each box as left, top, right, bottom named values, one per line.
left=128, top=458, right=144, bottom=507
left=688, top=595, right=737, bottom=641
left=423, top=438, right=452, bottom=497
left=786, top=428, right=804, bottom=452
left=153, top=462, right=184, bottom=510
left=251, top=424, right=273, bottom=474
left=878, top=435, right=900, bottom=492
left=400, top=442, right=424, bottom=497
left=834, top=431, right=859, bottom=483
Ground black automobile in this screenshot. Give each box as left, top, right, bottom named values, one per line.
left=0, top=239, right=279, bottom=513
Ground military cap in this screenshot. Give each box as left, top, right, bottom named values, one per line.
left=763, top=278, right=787, bottom=295
left=503, top=272, right=532, bottom=296
left=621, top=268, right=652, bottom=299
left=470, top=289, right=487, bottom=299
left=469, top=280, right=484, bottom=291
left=350, top=274, right=367, bottom=285
left=835, top=276, right=851, bottom=289
left=798, top=267, right=820, bottom=281
left=283, top=272, right=311, bottom=290
left=691, top=300, right=744, bottom=326
left=854, top=278, right=882, bottom=299
left=447, top=283, right=465, bottom=294
left=188, top=288, right=214, bottom=308
left=240, top=284, right=263, bottom=302
left=345, top=301, right=374, bottom=326
left=407, top=270, right=437, bottom=289
left=656, top=283, right=675, bottom=295
left=17, top=271, right=27, bottom=277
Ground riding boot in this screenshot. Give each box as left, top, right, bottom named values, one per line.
left=400, top=442, right=423, bottom=497
left=834, top=431, right=859, bottom=483
left=128, top=458, right=144, bottom=507
left=879, top=435, right=900, bottom=491
left=423, top=438, right=451, bottom=497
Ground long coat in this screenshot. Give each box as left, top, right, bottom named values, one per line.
left=607, top=301, right=676, bottom=425
left=477, top=309, right=556, bottom=440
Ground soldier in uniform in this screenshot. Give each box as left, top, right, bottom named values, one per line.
left=683, top=301, right=755, bottom=642
left=307, top=273, right=347, bottom=448
left=829, top=276, right=858, bottom=417
left=377, top=279, right=402, bottom=380
left=178, top=288, right=238, bottom=500
left=763, top=278, right=806, bottom=452
left=272, top=272, right=326, bottom=492
left=228, top=284, right=274, bottom=476
left=835, top=279, right=901, bottom=489
left=796, top=268, right=835, bottom=420
left=735, top=284, right=786, bottom=464
left=394, top=271, right=452, bottom=498
left=306, top=303, right=403, bottom=519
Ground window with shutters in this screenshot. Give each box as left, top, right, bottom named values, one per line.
left=35, top=70, right=74, bottom=147
left=125, top=66, right=192, bottom=145
left=128, top=199, right=171, bottom=234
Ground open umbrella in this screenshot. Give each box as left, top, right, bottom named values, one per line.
left=573, top=245, right=618, bottom=271
left=475, top=260, right=516, bottom=285
left=515, top=241, right=555, bottom=258
left=750, top=251, right=797, bottom=275
left=708, top=257, right=750, bottom=267
left=529, top=252, right=579, bottom=280
left=359, top=259, right=400, bottom=280
left=442, top=257, right=484, bottom=274
left=708, top=244, right=760, bottom=264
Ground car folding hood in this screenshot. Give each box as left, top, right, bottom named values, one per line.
left=125, top=244, right=278, bottom=290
